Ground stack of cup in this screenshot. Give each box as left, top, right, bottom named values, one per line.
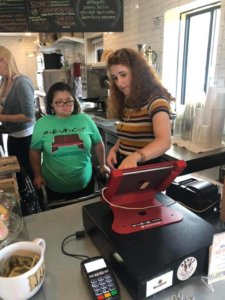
left=180, top=102, right=195, bottom=141
left=203, top=86, right=217, bottom=126
left=191, top=107, right=205, bottom=144
left=210, top=93, right=225, bottom=146
left=197, top=124, right=210, bottom=147
left=189, top=87, right=225, bottom=149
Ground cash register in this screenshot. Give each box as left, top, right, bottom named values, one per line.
left=82, top=160, right=218, bottom=299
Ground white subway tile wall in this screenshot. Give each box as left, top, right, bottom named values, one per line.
left=104, top=0, right=225, bottom=90
left=1, top=0, right=225, bottom=91
left=0, top=36, right=38, bottom=87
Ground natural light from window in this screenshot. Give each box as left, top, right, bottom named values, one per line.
left=162, top=0, right=220, bottom=108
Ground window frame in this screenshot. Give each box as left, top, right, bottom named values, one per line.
left=179, top=3, right=220, bottom=105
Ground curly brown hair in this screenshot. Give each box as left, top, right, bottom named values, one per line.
left=106, top=48, right=174, bottom=119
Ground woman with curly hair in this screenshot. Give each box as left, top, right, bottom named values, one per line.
left=106, top=47, right=174, bottom=169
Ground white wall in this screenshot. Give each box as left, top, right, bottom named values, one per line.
left=0, top=36, right=38, bottom=88
left=104, top=0, right=225, bottom=91
left=1, top=0, right=225, bottom=92
left=0, top=35, right=85, bottom=90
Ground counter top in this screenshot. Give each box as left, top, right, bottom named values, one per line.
left=164, top=144, right=225, bottom=174
left=22, top=199, right=132, bottom=300
left=88, top=113, right=117, bottom=134
left=16, top=197, right=225, bottom=300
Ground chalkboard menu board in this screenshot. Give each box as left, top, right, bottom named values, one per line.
left=0, top=0, right=123, bottom=32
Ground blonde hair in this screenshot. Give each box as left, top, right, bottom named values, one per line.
left=0, top=46, right=20, bottom=98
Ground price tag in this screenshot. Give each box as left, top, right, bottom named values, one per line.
left=207, top=232, right=225, bottom=284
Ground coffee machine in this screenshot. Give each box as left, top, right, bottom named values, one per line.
left=84, top=63, right=109, bottom=116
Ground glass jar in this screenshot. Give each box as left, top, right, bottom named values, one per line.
left=0, top=190, right=23, bottom=249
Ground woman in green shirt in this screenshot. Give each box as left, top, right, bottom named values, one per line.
left=30, top=82, right=109, bottom=200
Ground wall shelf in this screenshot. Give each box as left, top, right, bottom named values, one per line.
left=40, top=36, right=85, bottom=53
left=54, top=36, right=84, bottom=45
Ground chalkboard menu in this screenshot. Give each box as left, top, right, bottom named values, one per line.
left=0, top=0, right=123, bottom=32
left=0, top=0, right=28, bottom=32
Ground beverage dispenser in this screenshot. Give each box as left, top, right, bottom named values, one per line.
left=73, top=63, right=83, bottom=99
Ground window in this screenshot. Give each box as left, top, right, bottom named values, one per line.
left=177, top=3, right=220, bottom=104
left=162, top=1, right=221, bottom=107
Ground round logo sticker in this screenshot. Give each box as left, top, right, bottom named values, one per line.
left=177, top=256, right=197, bottom=281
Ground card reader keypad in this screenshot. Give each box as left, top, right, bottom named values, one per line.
left=89, top=269, right=119, bottom=299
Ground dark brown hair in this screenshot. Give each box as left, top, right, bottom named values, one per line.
left=107, top=48, right=173, bottom=119
left=46, top=82, right=80, bottom=115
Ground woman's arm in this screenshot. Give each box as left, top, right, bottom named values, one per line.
left=0, top=113, right=32, bottom=123
left=118, top=112, right=171, bottom=169
left=0, top=77, right=35, bottom=123
left=29, top=149, right=46, bottom=189
left=106, top=138, right=120, bottom=169
left=93, top=141, right=110, bottom=175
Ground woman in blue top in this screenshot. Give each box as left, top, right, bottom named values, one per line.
left=30, top=82, right=109, bottom=200
left=0, top=46, right=37, bottom=215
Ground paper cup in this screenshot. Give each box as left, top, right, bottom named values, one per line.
left=215, top=93, right=225, bottom=109
left=191, top=126, right=200, bottom=144
left=198, top=125, right=210, bottom=146
left=203, top=105, right=213, bottom=126
left=211, top=108, right=225, bottom=132
left=205, top=86, right=217, bottom=107
left=193, top=108, right=205, bottom=127
left=210, top=130, right=223, bottom=146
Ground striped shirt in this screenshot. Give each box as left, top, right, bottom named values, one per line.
left=116, top=96, right=171, bottom=156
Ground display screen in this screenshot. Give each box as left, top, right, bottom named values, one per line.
left=84, top=258, right=107, bottom=273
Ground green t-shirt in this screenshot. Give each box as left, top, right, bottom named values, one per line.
left=30, top=113, right=102, bottom=193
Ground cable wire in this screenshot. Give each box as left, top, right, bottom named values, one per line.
left=176, top=199, right=220, bottom=213
left=61, top=233, right=90, bottom=260
left=101, top=187, right=164, bottom=210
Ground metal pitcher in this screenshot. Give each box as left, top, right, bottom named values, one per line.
left=137, top=44, right=157, bottom=65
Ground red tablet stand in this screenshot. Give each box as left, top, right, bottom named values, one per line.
left=102, top=160, right=187, bottom=234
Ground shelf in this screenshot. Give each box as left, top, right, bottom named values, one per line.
left=54, top=36, right=84, bottom=45
left=87, top=62, right=107, bottom=69
left=41, top=36, right=84, bottom=52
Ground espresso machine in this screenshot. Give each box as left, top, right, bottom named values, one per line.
left=83, top=63, right=109, bottom=116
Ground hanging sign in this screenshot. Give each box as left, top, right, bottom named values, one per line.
left=0, top=0, right=123, bottom=32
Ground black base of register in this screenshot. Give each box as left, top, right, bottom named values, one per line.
left=82, top=193, right=218, bottom=300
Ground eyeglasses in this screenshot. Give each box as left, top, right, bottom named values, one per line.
left=53, top=99, right=75, bottom=107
